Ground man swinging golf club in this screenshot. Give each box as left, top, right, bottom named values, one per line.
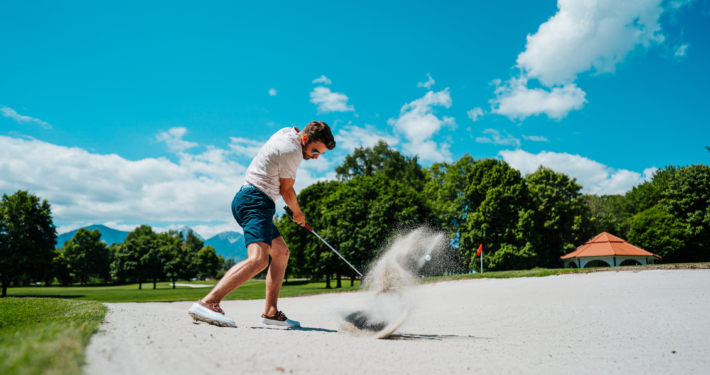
left=188, top=121, right=336, bottom=328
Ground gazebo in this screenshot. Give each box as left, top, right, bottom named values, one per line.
left=561, top=232, right=661, bottom=268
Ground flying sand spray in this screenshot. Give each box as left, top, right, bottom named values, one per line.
left=284, top=206, right=448, bottom=338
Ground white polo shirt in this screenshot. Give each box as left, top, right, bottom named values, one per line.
left=243, top=127, right=302, bottom=201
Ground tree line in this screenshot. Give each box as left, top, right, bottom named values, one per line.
left=278, top=141, right=710, bottom=286
left=2, top=141, right=709, bottom=294
left=0, top=192, right=232, bottom=296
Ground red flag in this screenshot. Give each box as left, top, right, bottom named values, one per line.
left=476, top=244, right=482, bottom=257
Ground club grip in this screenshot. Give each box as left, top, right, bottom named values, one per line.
left=284, top=206, right=294, bottom=219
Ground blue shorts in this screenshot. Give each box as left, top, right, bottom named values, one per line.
left=232, top=185, right=282, bottom=247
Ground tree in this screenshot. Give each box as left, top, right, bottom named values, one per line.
left=185, top=229, right=204, bottom=253
left=111, top=225, right=156, bottom=289
left=0, top=191, right=57, bottom=297
left=584, top=194, right=634, bottom=237
left=159, top=230, right=189, bottom=288
left=322, top=175, right=433, bottom=287
left=52, top=249, right=73, bottom=286
left=424, top=154, right=478, bottom=245
left=278, top=180, right=343, bottom=283
left=64, top=228, right=111, bottom=285
left=335, top=140, right=427, bottom=190
left=627, top=205, right=689, bottom=263
left=194, top=246, right=221, bottom=280
left=459, top=159, right=537, bottom=271
left=526, top=167, right=593, bottom=267
left=663, top=164, right=710, bottom=262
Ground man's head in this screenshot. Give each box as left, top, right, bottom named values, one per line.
left=299, top=121, right=336, bottom=160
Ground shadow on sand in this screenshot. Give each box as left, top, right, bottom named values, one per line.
left=384, top=333, right=483, bottom=341
left=249, top=326, right=338, bottom=333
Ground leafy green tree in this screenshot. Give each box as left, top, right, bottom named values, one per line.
left=584, top=194, right=634, bottom=237
left=52, top=249, right=73, bottom=286
left=335, top=140, right=427, bottom=190
left=322, top=174, right=434, bottom=287
left=159, top=230, right=188, bottom=288
left=627, top=205, right=689, bottom=263
left=184, top=229, right=204, bottom=253
left=585, top=166, right=678, bottom=238
left=459, top=159, right=537, bottom=271
left=526, top=167, right=593, bottom=267
left=0, top=191, right=57, bottom=297
left=111, top=225, right=156, bottom=289
left=625, top=167, right=678, bottom=214
left=64, top=228, right=111, bottom=285
left=278, top=181, right=342, bottom=284
left=424, top=154, right=478, bottom=245
left=663, top=164, right=710, bottom=262
left=194, top=246, right=221, bottom=280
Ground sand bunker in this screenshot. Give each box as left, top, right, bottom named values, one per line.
left=338, top=227, right=448, bottom=338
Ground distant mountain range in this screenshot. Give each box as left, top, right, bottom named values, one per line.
left=56, top=225, right=129, bottom=247
left=56, top=225, right=247, bottom=262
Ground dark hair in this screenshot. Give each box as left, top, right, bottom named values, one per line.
left=302, top=121, right=336, bottom=150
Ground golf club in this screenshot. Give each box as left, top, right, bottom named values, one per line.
left=284, top=206, right=363, bottom=277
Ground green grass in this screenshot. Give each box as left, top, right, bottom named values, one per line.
left=0, top=298, right=106, bottom=375
left=7, top=263, right=708, bottom=303
left=6, top=279, right=362, bottom=303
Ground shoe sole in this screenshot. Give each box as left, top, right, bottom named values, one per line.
left=189, top=311, right=236, bottom=327
left=260, top=318, right=300, bottom=328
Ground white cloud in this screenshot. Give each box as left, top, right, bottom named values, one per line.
left=0, top=133, right=340, bottom=238
left=674, top=44, right=689, bottom=57
left=312, top=75, right=332, bottom=85
left=490, top=77, right=587, bottom=121
left=228, top=137, right=264, bottom=158
left=0, top=134, right=247, bottom=225
left=522, top=135, right=549, bottom=142
left=499, top=149, right=656, bottom=195
left=156, top=127, right=199, bottom=153
left=417, top=73, right=435, bottom=89
left=1, top=106, right=52, bottom=129
left=517, top=0, right=665, bottom=86
left=475, top=129, right=521, bottom=148
left=266, top=121, right=276, bottom=127
left=335, top=124, right=399, bottom=152
left=467, top=107, right=484, bottom=122
left=269, top=88, right=277, bottom=96
left=309, top=87, right=354, bottom=114
left=387, top=89, right=455, bottom=162
left=489, top=0, right=675, bottom=121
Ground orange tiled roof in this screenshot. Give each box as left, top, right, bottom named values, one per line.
left=560, top=232, right=661, bottom=259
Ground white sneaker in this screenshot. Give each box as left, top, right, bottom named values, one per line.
left=188, top=300, right=236, bottom=327
left=260, top=311, right=300, bottom=328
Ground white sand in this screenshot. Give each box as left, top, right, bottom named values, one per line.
left=85, top=270, right=710, bottom=374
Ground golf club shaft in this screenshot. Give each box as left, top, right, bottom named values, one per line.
left=309, top=229, right=363, bottom=277
left=284, top=206, right=364, bottom=277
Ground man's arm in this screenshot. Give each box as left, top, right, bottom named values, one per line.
left=280, top=177, right=305, bottom=226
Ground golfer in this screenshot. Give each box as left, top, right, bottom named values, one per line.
left=188, top=121, right=336, bottom=327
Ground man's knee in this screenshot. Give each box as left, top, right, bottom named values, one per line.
left=247, top=243, right=271, bottom=270
left=271, top=237, right=290, bottom=260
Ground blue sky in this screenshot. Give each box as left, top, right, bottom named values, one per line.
left=1, top=0, right=708, bottom=238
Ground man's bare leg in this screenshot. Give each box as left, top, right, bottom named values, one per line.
left=202, top=241, right=270, bottom=303
left=264, top=236, right=289, bottom=316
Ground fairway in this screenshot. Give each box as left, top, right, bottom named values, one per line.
left=6, top=280, right=362, bottom=303
left=0, top=298, right=106, bottom=375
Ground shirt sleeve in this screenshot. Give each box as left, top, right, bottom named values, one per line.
left=278, top=151, right=301, bottom=179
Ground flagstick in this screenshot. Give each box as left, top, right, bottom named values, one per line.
left=481, top=250, right=483, bottom=274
